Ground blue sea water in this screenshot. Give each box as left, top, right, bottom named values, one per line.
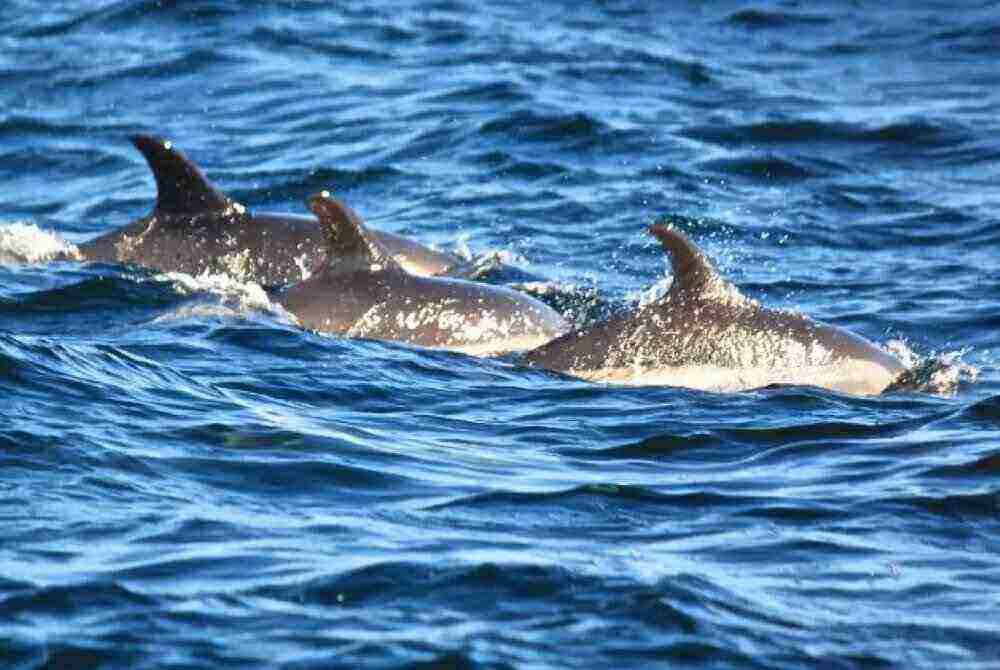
left=1, top=0, right=999, bottom=667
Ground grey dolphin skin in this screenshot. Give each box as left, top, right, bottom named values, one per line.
left=524, top=224, right=905, bottom=395
left=76, top=136, right=460, bottom=284
left=277, top=193, right=569, bottom=355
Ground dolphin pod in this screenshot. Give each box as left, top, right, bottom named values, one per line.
left=276, top=193, right=569, bottom=355
left=67, top=135, right=906, bottom=394
left=524, top=224, right=905, bottom=395
left=77, top=135, right=460, bottom=285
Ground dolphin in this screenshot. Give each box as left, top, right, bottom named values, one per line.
left=523, top=224, right=905, bottom=395
left=76, top=136, right=460, bottom=284
left=276, top=192, right=569, bottom=356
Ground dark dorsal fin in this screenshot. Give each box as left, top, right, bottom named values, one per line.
left=648, top=223, right=719, bottom=297
left=308, top=192, right=398, bottom=273
left=131, top=135, right=236, bottom=216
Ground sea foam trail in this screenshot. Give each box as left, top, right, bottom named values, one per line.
left=0, top=222, right=79, bottom=264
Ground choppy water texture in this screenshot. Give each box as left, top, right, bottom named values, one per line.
left=2, top=1, right=999, bottom=668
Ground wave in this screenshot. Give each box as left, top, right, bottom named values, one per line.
left=927, top=21, right=1000, bottom=55
left=0, top=581, right=156, bottom=618
left=560, top=51, right=713, bottom=86
left=425, top=80, right=531, bottom=105
left=0, top=276, right=177, bottom=315
left=571, top=410, right=944, bottom=463
left=250, top=26, right=394, bottom=61
left=0, top=221, right=79, bottom=264
left=0, top=115, right=134, bottom=141
left=0, top=265, right=293, bottom=338
left=425, top=483, right=755, bottom=517
left=479, top=110, right=613, bottom=145
left=681, top=119, right=965, bottom=149
left=893, top=492, right=1000, bottom=519
left=19, top=0, right=269, bottom=38
left=697, top=155, right=820, bottom=181
left=724, top=8, right=834, bottom=29
left=151, top=271, right=290, bottom=321
left=228, top=165, right=408, bottom=205
left=957, top=395, right=1000, bottom=425
left=253, top=559, right=706, bottom=632
left=56, top=48, right=238, bottom=88
left=924, top=448, right=1000, bottom=477
left=246, top=560, right=810, bottom=665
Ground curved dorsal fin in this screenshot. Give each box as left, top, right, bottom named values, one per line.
left=308, top=192, right=397, bottom=273
left=131, top=135, right=235, bottom=216
left=648, top=223, right=718, bottom=297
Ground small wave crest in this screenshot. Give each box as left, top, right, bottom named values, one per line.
left=725, top=8, right=833, bottom=28
left=150, top=271, right=296, bottom=325
left=0, top=221, right=79, bottom=264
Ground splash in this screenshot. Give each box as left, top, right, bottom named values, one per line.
left=883, top=340, right=978, bottom=396
left=466, top=248, right=533, bottom=279
left=632, top=274, right=674, bottom=309
left=151, top=270, right=297, bottom=324
left=454, top=231, right=475, bottom=262
left=0, top=221, right=80, bottom=264
left=293, top=253, right=313, bottom=281
left=511, top=280, right=606, bottom=329
left=629, top=245, right=753, bottom=311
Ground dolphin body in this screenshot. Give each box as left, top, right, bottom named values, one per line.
left=76, top=136, right=460, bottom=285
left=277, top=193, right=569, bottom=356
left=523, top=224, right=905, bottom=395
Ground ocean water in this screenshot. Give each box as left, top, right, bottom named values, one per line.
left=2, top=1, right=999, bottom=667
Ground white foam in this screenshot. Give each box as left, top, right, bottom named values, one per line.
left=0, top=221, right=80, bottom=264
left=632, top=274, right=674, bottom=309
left=509, top=280, right=565, bottom=297
left=293, top=253, right=313, bottom=281
left=884, top=339, right=921, bottom=369
left=151, top=270, right=297, bottom=324
left=879, top=339, right=978, bottom=396
left=454, top=231, right=474, bottom=262
left=927, top=351, right=979, bottom=395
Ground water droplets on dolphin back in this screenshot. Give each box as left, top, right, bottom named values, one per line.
left=524, top=225, right=907, bottom=395
left=278, top=192, right=570, bottom=355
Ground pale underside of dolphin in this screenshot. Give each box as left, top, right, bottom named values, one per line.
left=276, top=193, right=570, bottom=356
left=76, top=136, right=460, bottom=285
left=524, top=225, right=906, bottom=395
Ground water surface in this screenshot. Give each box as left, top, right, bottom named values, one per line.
left=2, top=1, right=999, bottom=667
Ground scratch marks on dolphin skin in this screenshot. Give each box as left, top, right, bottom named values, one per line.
left=348, top=299, right=557, bottom=354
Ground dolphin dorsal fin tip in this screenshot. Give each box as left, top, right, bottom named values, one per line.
left=131, top=134, right=235, bottom=217
left=647, top=223, right=718, bottom=296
